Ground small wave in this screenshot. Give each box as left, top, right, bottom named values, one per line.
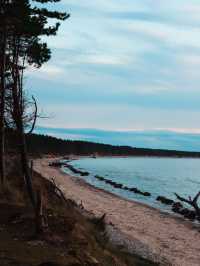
left=187, top=178, right=200, bottom=185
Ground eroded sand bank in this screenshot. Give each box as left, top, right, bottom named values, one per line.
left=34, top=158, right=200, bottom=266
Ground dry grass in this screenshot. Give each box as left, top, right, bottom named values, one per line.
left=0, top=156, right=158, bottom=266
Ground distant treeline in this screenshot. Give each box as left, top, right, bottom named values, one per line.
left=5, top=129, right=200, bottom=157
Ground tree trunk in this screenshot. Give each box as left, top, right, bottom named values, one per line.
left=18, top=119, right=36, bottom=208
left=0, top=69, right=5, bottom=188
left=0, top=25, right=6, bottom=188
left=11, top=76, right=36, bottom=207
left=35, top=190, right=48, bottom=235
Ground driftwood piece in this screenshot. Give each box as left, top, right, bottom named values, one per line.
left=175, top=191, right=200, bottom=219
left=91, top=213, right=106, bottom=231
left=30, top=161, right=48, bottom=235
left=35, top=190, right=48, bottom=235
left=50, top=177, right=79, bottom=209
left=51, top=177, right=69, bottom=205
left=28, top=96, right=38, bottom=134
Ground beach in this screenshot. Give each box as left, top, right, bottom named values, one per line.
left=34, top=157, right=200, bottom=266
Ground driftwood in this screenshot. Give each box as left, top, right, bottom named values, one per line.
left=50, top=177, right=79, bottom=209
left=175, top=191, right=200, bottom=219
left=30, top=161, right=49, bottom=235
left=35, top=189, right=48, bottom=235
left=27, top=96, right=38, bottom=134
left=50, top=177, right=70, bottom=205
left=90, top=213, right=106, bottom=231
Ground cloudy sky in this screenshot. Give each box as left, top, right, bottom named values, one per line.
left=28, top=0, right=200, bottom=133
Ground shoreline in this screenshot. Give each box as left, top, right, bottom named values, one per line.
left=61, top=161, right=192, bottom=222
left=34, top=157, right=200, bottom=266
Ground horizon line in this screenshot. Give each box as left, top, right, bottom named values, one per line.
left=36, top=125, right=200, bottom=135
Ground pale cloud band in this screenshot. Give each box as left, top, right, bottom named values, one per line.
left=28, top=0, right=200, bottom=140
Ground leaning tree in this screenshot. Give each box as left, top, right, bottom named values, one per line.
left=0, top=0, right=69, bottom=233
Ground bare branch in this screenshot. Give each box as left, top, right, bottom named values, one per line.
left=50, top=177, right=69, bottom=205
left=175, top=191, right=200, bottom=219
left=27, top=96, right=37, bottom=134
left=193, top=191, right=200, bottom=205
left=175, top=193, right=191, bottom=205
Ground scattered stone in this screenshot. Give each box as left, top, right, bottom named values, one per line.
left=87, top=173, right=151, bottom=197
left=184, top=210, right=196, bottom=221
left=172, top=202, right=183, bottom=213
left=143, top=192, right=151, bottom=197
left=64, top=164, right=89, bottom=176
left=49, top=161, right=64, bottom=167
left=113, top=183, right=123, bottom=189
left=156, top=196, right=174, bottom=205
left=129, top=187, right=137, bottom=192
left=95, top=175, right=105, bottom=181
left=172, top=202, right=196, bottom=220
left=80, top=171, right=89, bottom=176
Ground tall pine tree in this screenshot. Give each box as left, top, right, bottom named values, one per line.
left=0, top=0, right=69, bottom=233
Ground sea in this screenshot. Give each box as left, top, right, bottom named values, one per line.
left=62, top=157, right=200, bottom=212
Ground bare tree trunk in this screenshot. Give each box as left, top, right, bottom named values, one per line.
left=11, top=68, right=36, bottom=207
left=175, top=192, right=200, bottom=219
left=35, top=190, right=48, bottom=235
left=0, top=69, right=6, bottom=188
left=10, top=35, right=48, bottom=236
left=11, top=64, right=48, bottom=235
left=17, top=112, right=36, bottom=208
left=0, top=22, right=6, bottom=188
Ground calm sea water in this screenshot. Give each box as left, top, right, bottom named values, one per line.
left=62, top=157, right=200, bottom=211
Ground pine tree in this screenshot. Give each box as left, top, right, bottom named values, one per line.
left=0, top=0, right=69, bottom=233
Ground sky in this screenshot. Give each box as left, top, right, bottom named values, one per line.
left=28, top=0, right=200, bottom=135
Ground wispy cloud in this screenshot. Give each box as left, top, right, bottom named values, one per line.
left=28, top=0, right=200, bottom=136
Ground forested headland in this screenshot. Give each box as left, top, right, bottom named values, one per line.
left=6, top=129, right=200, bottom=158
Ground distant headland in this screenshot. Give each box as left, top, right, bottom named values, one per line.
left=6, top=129, right=200, bottom=158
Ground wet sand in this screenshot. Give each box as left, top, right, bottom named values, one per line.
left=34, top=158, right=200, bottom=266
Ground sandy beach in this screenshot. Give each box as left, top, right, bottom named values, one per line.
left=34, top=158, right=200, bottom=266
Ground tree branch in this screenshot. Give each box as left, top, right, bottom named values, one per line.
left=27, top=96, right=37, bottom=134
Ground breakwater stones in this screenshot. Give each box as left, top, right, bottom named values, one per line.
left=50, top=161, right=151, bottom=197
left=49, top=161, right=64, bottom=167
left=95, top=175, right=151, bottom=197
left=49, top=161, right=89, bottom=176
left=64, top=164, right=89, bottom=176
left=156, top=196, right=174, bottom=205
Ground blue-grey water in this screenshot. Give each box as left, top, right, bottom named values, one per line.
left=62, top=157, right=200, bottom=211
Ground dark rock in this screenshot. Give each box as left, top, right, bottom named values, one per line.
left=143, top=192, right=151, bottom=197
left=180, top=208, right=195, bottom=218
left=80, top=172, right=89, bottom=176
left=172, top=203, right=196, bottom=220
left=95, top=175, right=105, bottom=181
left=156, top=196, right=174, bottom=205
left=172, top=202, right=183, bottom=213
left=129, top=187, right=137, bottom=192
left=49, top=161, right=63, bottom=167
left=113, top=183, right=123, bottom=189
left=134, top=188, right=141, bottom=194
left=109, top=181, right=116, bottom=186
left=179, top=208, right=189, bottom=216
left=64, top=164, right=89, bottom=176
left=184, top=210, right=196, bottom=220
